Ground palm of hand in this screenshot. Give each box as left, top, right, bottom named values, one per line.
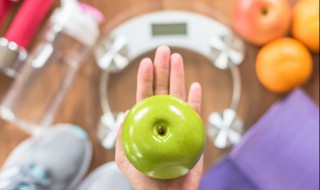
left=115, top=46, right=203, bottom=190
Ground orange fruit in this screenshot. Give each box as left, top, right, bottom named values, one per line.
left=292, top=0, right=319, bottom=52
left=256, top=38, right=313, bottom=93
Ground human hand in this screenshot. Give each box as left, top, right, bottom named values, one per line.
left=115, top=46, right=203, bottom=190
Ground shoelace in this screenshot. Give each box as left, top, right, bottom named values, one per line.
left=0, top=164, right=51, bottom=190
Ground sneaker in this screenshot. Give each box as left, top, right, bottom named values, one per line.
left=77, top=161, right=132, bottom=190
left=0, top=123, right=92, bottom=190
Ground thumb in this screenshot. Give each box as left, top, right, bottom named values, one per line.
left=115, top=110, right=129, bottom=168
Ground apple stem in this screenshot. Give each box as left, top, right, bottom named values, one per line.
left=157, top=125, right=165, bottom=136
left=262, top=7, right=268, bottom=15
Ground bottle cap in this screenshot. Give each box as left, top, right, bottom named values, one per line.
left=50, top=0, right=103, bottom=47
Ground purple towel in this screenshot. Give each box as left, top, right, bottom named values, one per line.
left=200, top=88, right=319, bottom=190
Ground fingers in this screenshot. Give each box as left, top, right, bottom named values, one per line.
left=169, top=53, right=186, bottom=100
left=137, top=46, right=202, bottom=117
left=136, top=58, right=154, bottom=102
left=187, top=82, right=202, bottom=115
left=154, top=46, right=171, bottom=95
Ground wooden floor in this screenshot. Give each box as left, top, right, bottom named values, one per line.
left=0, top=0, right=318, bottom=175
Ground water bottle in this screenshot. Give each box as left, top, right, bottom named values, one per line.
left=0, top=0, right=103, bottom=135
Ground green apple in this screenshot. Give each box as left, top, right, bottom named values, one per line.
left=122, top=95, right=206, bottom=179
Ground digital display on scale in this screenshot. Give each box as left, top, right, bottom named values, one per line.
left=152, top=23, right=187, bottom=36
